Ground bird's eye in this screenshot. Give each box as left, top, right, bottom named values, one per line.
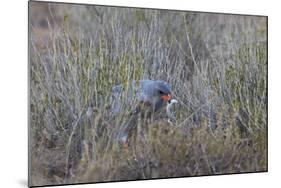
left=159, top=90, right=164, bottom=95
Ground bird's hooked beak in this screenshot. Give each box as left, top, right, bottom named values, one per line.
left=161, top=93, right=172, bottom=101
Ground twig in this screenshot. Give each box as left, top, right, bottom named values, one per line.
left=184, top=15, right=200, bottom=74
left=64, top=107, right=85, bottom=182
left=174, top=102, right=207, bottom=128
left=174, top=96, right=216, bottom=129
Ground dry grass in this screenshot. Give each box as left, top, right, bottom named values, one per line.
left=29, top=2, right=267, bottom=186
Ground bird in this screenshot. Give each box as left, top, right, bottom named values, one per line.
left=111, top=79, right=174, bottom=148
left=111, top=80, right=172, bottom=113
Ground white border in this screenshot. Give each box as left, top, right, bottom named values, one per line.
left=1, top=0, right=280, bottom=188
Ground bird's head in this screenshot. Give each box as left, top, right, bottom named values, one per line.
left=154, top=80, right=172, bottom=102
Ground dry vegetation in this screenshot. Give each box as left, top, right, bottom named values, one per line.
left=29, top=2, right=267, bottom=187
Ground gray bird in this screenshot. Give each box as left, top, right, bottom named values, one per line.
left=111, top=80, right=173, bottom=147
left=111, top=80, right=172, bottom=113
